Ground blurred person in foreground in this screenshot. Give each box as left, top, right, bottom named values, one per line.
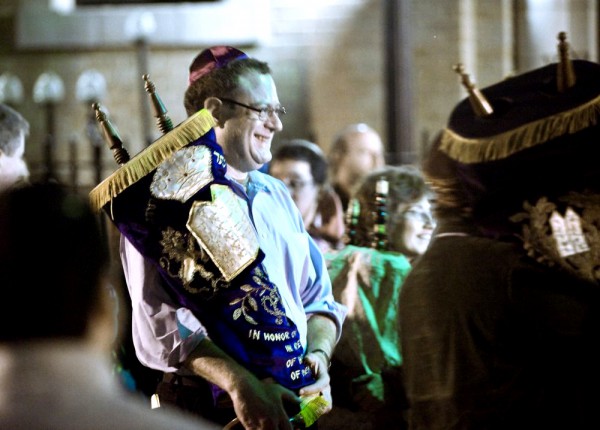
left=320, top=165, right=435, bottom=430
left=269, top=139, right=345, bottom=253
left=0, top=102, right=30, bottom=192
left=90, top=45, right=346, bottom=429
left=0, top=181, right=217, bottom=430
left=328, top=123, right=385, bottom=212
left=399, top=37, right=600, bottom=429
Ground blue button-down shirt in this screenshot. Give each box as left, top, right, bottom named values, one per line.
left=121, top=169, right=347, bottom=373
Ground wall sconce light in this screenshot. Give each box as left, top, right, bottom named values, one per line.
left=76, top=69, right=108, bottom=185
left=33, top=71, right=65, bottom=104
left=33, top=71, right=65, bottom=181
left=76, top=69, right=107, bottom=104
left=0, top=72, right=25, bottom=107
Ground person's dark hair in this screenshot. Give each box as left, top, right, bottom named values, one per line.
left=347, top=165, right=431, bottom=248
left=270, top=139, right=328, bottom=185
left=0, top=103, right=30, bottom=156
left=0, top=181, right=108, bottom=341
left=184, top=57, right=272, bottom=116
left=421, top=131, right=472, bottom=221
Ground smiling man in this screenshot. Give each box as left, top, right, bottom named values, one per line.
left=96, top=46, right=347, bottom=429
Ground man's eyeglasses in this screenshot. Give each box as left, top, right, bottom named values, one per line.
left=220, top=98, right=286, bottom=121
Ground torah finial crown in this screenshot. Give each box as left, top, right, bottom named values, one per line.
left=556, top=31, right=576, bottom=93
left=143, top=74, right=174, bottom=135
left=93, top=102, right=130, bottom=165
left=453, top=63, right=493, bottom=117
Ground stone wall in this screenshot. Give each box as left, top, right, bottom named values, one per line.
left=1, top=0, right=597, bottom=189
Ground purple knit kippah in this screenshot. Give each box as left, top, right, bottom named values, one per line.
left=188, top=45, right=248, bottom=86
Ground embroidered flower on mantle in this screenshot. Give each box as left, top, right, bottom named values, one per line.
left=229, top=266, right=286, bottom=326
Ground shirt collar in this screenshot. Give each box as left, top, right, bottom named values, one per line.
left=247, top=170, right=275, bottom=194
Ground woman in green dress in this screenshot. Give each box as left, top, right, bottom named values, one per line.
left=321, top=165, right=435, bottom=430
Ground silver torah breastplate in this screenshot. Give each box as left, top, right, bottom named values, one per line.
left=150, top=145, right=214, bottom=203
left=187, top=184, right=260, bottom=282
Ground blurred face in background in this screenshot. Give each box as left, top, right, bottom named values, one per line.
left=269, top=158, right=319, bottom=225
left=331, top=129, right=385, bottom=195
left=389, top=196, right=435, bottom=258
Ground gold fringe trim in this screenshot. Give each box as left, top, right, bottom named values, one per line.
left=439, top=93, right=600, bottom=164
left=89, top=109, right=216, bottom=212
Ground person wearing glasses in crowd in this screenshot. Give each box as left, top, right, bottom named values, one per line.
left=327, top=123, right=386, bottom=213
left=92, top=46, right=347, bottom=429
left=269, top=139, right=345, bottom=253
left=320, top=165, right=435, bottom=430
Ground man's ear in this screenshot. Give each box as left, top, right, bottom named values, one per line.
left=205, top=97, right=224, bottom=127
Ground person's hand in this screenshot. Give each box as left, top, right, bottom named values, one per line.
left=299, top=351, right=333, bottom=413
left=338, top=251, right=371, bottom=316
left=229, top=377, right=300, bottom=430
